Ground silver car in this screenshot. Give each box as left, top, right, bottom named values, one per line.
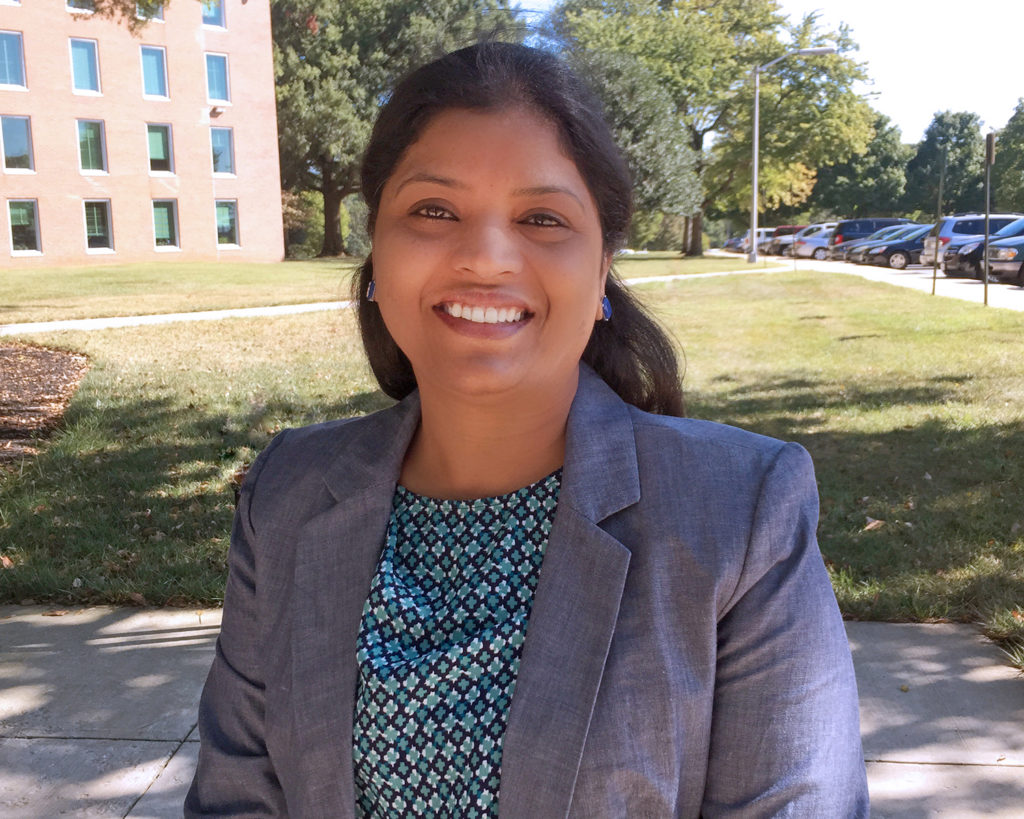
left=791, top=223, right=837, bottom=259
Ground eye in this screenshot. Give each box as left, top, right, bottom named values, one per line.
left=412, top=204, right=455, bottom=220
left=522, top=212, right=566, bottom=228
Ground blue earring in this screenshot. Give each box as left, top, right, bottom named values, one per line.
left=365, top=280, right=376, bottom=302
left=601, top=295, right=612, bottom=321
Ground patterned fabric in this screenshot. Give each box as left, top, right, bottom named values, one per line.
left=353, top=471, right=561, bottom=817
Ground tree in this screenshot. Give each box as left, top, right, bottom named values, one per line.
left=807, top=113, right=912, bottom=217
left=272, top=0, right=521, bottom=256
left=903, top=111, right=984, bottom=215
left=992, top=99, right=1024, bottom=212
left=545, top=1, right=873, bottom=253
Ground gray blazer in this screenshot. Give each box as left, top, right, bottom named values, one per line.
left=186, top=366, right=868, bottom=817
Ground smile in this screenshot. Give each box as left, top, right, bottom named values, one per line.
left=440, top=303, right=527, bottom=324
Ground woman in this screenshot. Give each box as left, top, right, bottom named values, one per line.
left=186, top=42, right=868, bottom=817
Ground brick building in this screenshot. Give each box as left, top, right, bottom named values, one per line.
left=0, top=0, right=284, bottom=266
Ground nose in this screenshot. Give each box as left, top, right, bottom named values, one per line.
left=451, top=218, right=522, bottom=279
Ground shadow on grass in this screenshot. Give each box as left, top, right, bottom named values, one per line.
left=0, top=388, right=393, bottom=606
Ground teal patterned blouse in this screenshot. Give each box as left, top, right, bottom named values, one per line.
left=352, top=471, right=561, bottom=817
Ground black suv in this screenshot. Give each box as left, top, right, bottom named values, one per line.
left=828, top=218, right=911, bottom=255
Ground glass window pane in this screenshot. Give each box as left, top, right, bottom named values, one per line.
left=153, top=201, right=177, bottom=246
left=202, top=0, right=224, bottom=27
left=136, top=3, right=163, bottom=20
left=9, top=201, right=39, bottom=251
left=0, top=32, right=25, bottom=87
left=78, top=121, right=105, bottom=171
left=147, top=124, right=172, bottom=172
left=141, top=46, right=167, bottom=97
left=84, top=201, right=111, bottom=248
left=211, top=127, right=234, bottom=173
left=216, top=201, right=238, bottom=244
left=205, top=54, right=228, bottom=101
left=67, top=0, right=95, bottom=10
left=71, top=39, right=99, bottom=92
left=2, top=116, right=33, bottom=169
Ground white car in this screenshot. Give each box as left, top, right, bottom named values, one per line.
left=791, top=223, right=837, bottom=259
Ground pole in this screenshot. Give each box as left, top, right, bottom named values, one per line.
left=984, top=132, right=996, bottom=307
left=748, top=68, right=760, bottom=264
left=931, top=147, right=946, bottom=296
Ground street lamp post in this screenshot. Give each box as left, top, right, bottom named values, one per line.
left=748, top=46, right=836, bottom=264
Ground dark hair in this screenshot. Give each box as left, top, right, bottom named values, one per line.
left=354, top=42, right=684, bottom=416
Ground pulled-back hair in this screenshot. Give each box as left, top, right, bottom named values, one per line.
left=354, top=41, right=684, bottom=416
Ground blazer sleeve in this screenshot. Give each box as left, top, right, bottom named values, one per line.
left=184, top=433, right=289, bottom=818
left=701, top=442, right=869, bottom=818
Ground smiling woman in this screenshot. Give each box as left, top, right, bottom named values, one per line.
left=186, top=43, right=868, bottom=818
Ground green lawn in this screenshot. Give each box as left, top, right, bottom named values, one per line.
left=1, top=269, right=1021, bottom=662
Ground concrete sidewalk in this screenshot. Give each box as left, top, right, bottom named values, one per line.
left=0, top=607, right=1021, bottom=817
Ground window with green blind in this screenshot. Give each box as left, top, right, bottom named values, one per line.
left=147, top=124, right=172, bottom=172
left=2, top=116, right=33, bottom=170
left=205, top=54, right=229, bottom=102
left=210, top=127, right=234, bottom=174
left=78, top=120, right=106, bottom=171
left=215, top=200, right=238, bottom=245
left=8, top=200, right=40, bottom=252
left=84, top=200, right=112, bottom=249
left=140, top=46, right=168, bottom=97
left=70, top=39, right=100, bottom=93
left=152, top=200, right=178, bottom=247
left=0, top=31, right=26, bottom=88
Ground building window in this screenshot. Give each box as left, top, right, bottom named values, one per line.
left=201, top=0, right=225, bottom=28
left=136, top=2, right=164, bottom=21
left=210, top=127, right=234, bottom=174
left=152, top=200, right=179, bottom=248
left=84, top=200, right=112, bottom=250
left=215, top=200, right=238, bottom=246
left=77, top=120, right=107, bottom=173
left=66, top=0, right=95, bottom=13
left=70, top=39, right=101, bottom=94
left=147, top=123, right=173, bottom=173
left=140, top=45, right=168, bottom=98
left=0, top=32, right=26, bottom=89
left=205, top=53, right=229, bottom=103
left=1, top=116, right=33, bottom=171
left=8, top=199, right=40, bottom=253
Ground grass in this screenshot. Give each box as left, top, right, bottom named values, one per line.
left=1, top=268, right=1021, bottom=661
left=0, top=254, right=771, bottom=326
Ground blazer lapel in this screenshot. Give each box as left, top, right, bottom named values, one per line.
left=499, top=367, right=640, bottom=817
left=290, top=395, right=420, bottom=816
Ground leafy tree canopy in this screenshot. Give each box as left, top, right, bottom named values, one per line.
left=992, top=99, right=1024, bottom=213
left=903, top=110, right=984, bottom=215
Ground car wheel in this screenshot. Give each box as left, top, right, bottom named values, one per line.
left=888, top=251, right=909, bottom=269
left=812, top=247, right=827, bottom=260
left=1017, top=264, right=1024, bottom=286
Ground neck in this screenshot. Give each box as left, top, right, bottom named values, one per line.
left=400, top=370, right=579, bottom=499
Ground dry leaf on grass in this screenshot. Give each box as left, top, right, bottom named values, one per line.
left=863, top=517, right=885, bottom=532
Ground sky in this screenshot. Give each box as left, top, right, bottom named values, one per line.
left=518, top=1, right=1024, bottom=144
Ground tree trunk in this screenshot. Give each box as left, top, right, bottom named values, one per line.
left=319, top=166, right=346, bottom=257
left=681, top=211, right=703, bottom=256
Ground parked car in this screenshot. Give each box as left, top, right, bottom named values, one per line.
left=791, top=223, right=837, bottom=259
left=722, top=235, right=744, bottom=252
left=862, top=224, right=934, bottom=268
left=740, top=227, right=774, bottom=254
left=828, top=217, right=911, bottom=254
left=766, top=225, right=805, bottom=255
left=944, top=216, right=1024, bottom=278
left=987, top=233, right=1024, bottom=285
left=920, top=213, right=1024, bottom=265
left=830, top=224, right=914, bottom=261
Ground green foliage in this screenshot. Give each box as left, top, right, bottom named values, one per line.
left=282, top=191, right=326, bottom=259
left=808, top=113, right=912, bottom=217
left=903, top=111, right=985, bottom=215
left=992, top=99, right=1024, bottom=212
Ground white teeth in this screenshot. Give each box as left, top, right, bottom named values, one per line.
left=443, top=303, right=525, bottom=324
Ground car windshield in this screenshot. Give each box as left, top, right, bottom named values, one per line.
left=994, top=217, right=1024, bottom=237
left=870, top=225, right=909, bottom=240
left=886, top=226, right=921, bottom=241
left=906, top=225, right=933, bottom=239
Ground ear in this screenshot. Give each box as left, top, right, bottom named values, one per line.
left=595, top=252, right=613, bottom=321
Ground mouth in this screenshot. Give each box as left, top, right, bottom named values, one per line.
left=437, top=302, right=530, bottom=325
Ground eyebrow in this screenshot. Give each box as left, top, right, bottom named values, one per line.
left=394, top=172, right=466, bottom=193
left=395, top=174, right=585, bottom=208
left=513, top=185, right=585, bottom=208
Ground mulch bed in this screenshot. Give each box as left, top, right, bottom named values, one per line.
left=0, top=343, right=90, bottom=465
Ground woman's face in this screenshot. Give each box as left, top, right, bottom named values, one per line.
left=371, top=105, right=609, bottom=404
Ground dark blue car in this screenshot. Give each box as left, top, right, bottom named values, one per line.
left=862, top=225, right=934, bottom=269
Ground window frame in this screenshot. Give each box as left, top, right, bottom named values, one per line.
left=146, top=122, right=174, bottom=175
left=69, top=38, right=102, bottom=96
left=65, top=0, right=96, bottom=14
left=7, top=198, right=41, bottom=255
left=204, top=52, right=230, bottom=104
left=76, top=119, right=108, bottom=174
left=152, top=199, right=180, bottom=250
left=201, top=0, right=226, bottom=28
left=1, top=115, right=34, bottom=173
left=136, top=2, right=164, bottom=21
left=83, top=199, right=114, bottom=253
left=0, top=31, right=27, bottom=91
left=210, top=126, right=235, bottom=175
left=139, top=44, right=169, bottom=100
left=214, top=199, right=240, bottom=248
